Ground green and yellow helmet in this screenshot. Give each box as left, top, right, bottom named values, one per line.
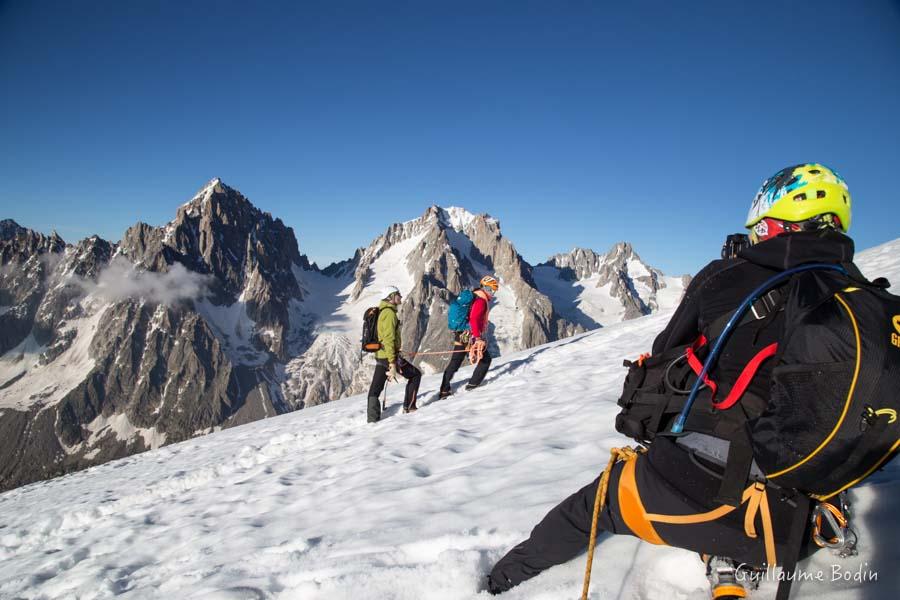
left=746, top=163, right=852, bottom=233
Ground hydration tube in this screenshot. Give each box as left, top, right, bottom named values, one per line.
left=670, top=263, right=848, bottom=434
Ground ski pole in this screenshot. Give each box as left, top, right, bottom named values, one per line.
left=383, top=381, right=388, bottom=411
left=670, top=263, right=846, bottom=434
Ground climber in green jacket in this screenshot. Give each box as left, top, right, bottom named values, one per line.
left=366, top=286, right=422, bottom=422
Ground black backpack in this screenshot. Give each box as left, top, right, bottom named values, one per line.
left=361, top=307, right=381, bottom=352
left=616, top=264, right=900, bottom=503
left=753, top=270, right=900, bottom=500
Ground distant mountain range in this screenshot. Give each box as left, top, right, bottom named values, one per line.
left=0, top=179, right=690, bottom=491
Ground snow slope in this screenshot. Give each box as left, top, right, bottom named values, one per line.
left=314, top=232, right=427, bottom=339
left=857, top=237, right=900, bottom=291
left=1, top=307, right=896, bottom=599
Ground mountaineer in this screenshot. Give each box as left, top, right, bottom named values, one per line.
left=488, top=164, right=899, bottom=600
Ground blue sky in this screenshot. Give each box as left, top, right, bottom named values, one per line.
left=1, top=1, right=898, bottom=275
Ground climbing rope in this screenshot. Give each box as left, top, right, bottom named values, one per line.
left=400, top=348, right=470, bottom=357
left=582, top=446, right=641, bottom=600
left=469, top=339, right=486, bottom=365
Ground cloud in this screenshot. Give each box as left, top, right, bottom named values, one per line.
left=79, top=257, right=212, bottom=306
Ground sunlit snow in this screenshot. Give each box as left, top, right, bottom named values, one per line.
left=0, top=309, right=895, bottom=599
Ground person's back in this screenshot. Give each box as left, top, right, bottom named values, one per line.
left=439, top=275, right=499, bottom=397
left=487, top=163, right=875, bottom=598
left=644, top=228, right=857, bottom=476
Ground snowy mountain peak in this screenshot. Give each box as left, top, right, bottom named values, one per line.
left=544, top=242, right=650, bottom=280
left=604, top=241, right=643, bottom=266
left=433, top=206, right=481, bottom=232
left=535, top=242, right=689, bottom=327
left=542, top=247, right=605, bottom=280
left=179, top=178, right=257, bottom=221
left=187, top=177, right=224, bottom=204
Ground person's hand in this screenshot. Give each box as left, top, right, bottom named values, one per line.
left=387, top=362, right=399, bottom=383
left=469, top=338, right=486, bottom=365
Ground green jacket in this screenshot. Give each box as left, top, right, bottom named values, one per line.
left=376, top=300, right=400, bottom=362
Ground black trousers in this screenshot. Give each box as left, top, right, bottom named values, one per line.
left=439, top=334, right=492, bottom=394
left=488, top=437, right=813, bottom=594
left=367, top=357, right=421, bottom=422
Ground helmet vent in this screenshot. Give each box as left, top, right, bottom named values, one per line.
left=843, top=195, right=848, bottom=204
left=809, top=169, right=821, bottom=175
left=793, top=193, right=807, bottom=201
left=817, top=190, right=827, bottom=199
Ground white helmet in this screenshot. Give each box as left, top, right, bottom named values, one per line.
left=382, top=285, right=401, bottom=300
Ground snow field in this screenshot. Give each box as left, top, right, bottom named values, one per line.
left=856, top=238, right=900, bottom=292
left=0, top=309, right=897, bottom=599
left=325, top=232, right=427, bottom=338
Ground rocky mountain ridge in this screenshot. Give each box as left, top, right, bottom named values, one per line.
left=0, top=179, right=686, bottom=491
left=536, top=243, right=691, bottom=327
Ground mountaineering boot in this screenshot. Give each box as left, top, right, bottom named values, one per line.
left=705, top=555, right=748, bottom=600
left=439, top=390, right=453, bottom=399
left=465, top=383, right=478, bottom=392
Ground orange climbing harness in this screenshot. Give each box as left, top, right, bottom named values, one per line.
left=582, top=446, right=779, bottom=600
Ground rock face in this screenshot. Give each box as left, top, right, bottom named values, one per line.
left=0, top=181, right=309, bottom=492
left=0, top=185, right=687, bottom=492
left=0, top=221, right=66, bottom=355
left=119, top=179, right=306, bottom=360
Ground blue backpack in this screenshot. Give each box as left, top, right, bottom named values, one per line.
left=448, top=290, right=475, bottom=331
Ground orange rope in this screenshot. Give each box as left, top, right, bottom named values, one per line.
left=583, top=447, right=639, bottom=599
left=400, top=348, right=470, bottom=357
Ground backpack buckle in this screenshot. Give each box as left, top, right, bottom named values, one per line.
left=750, top=289, right=782, bottom=320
